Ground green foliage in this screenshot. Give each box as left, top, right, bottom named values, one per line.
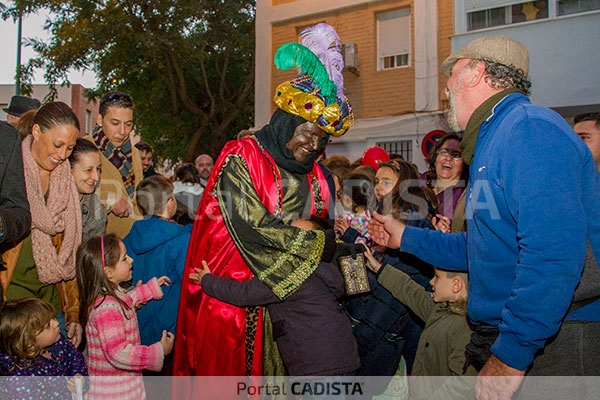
left=2, top=0, right=256, bottom=163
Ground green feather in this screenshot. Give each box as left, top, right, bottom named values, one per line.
left=274, top=43, right=337, bottom=103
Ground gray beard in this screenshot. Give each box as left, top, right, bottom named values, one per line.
left=447, top=92, right=462, bottom=132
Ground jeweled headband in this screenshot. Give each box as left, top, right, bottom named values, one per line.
left=273, top=23, right=354, bottom=137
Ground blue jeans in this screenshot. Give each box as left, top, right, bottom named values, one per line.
left=55, top=311, right=68, bottom=337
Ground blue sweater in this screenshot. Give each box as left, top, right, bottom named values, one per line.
left=123, top=215, right=192, bottom=345
left=401, top=93, right=600, bottom=370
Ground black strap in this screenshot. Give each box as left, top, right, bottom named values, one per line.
left=463, top=326, right=500, bottom=373
left=568, top=296, right=600, bottom=314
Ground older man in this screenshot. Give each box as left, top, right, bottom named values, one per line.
left=194, top=154, right=213, bottom=188
left=3, top=95, right=41, bottom=126
left=86, top=92, right=143, bottom=238
left=369, top=36, right=600, bottom=399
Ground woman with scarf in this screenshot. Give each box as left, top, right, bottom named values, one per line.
left=173, top=23, right=355, bottom=393
left=2, top=102, right=83, bottom=348
left=422, top=133, right=469, bottom=233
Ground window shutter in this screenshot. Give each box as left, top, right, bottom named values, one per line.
left=465, top=0, right=525, bottom=12
left=378, top=8, right=410, bottom=58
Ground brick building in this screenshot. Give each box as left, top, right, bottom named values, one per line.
left=0, top=84, right=99, bottom=137
left=256, top=0, right=454, bottom=171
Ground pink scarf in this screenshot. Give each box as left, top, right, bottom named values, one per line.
left=21, top=135, right=82, bottom=284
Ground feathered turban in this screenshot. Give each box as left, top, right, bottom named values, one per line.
left=273, top=23, right=354, bottom=136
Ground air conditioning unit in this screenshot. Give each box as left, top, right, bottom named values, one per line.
left=342, top=42, right=359, bottom=71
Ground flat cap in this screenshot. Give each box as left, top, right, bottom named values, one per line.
left=441, top=35, right=529, bottom=77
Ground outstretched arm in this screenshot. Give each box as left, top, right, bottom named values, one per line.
left=368, top=212, right=405, bottom=249
left=192, top=260, right=280, bottom=307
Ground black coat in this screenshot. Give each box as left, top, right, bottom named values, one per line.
left=202, top=261, right=360, bottom=376
left=0, top=122, right=31, bottom=303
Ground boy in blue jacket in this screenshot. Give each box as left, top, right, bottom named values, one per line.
left=123, top=175, right=192, bottom=348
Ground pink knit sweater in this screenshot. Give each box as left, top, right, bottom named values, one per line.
left=85, top=279, right=164, bottom=400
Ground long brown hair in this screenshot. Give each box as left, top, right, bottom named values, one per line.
left=76, top=234, right=131, bottom=328
left=0, top=298, right=56, bottom=370
left=378, top=160, right=437, bottom=221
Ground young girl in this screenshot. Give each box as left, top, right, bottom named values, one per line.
left=375, top=160, right=437, bottom=221
left=334, top=172, right=376, bottom=247
left=76, top=234, right=174, bottom=400
left=0, top=298, right=88, bottom=399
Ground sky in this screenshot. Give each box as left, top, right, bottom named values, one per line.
left=0, top=11, right=98, bottom=88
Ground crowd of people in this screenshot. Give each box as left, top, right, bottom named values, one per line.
left=0, top=26, right=598, bottom=400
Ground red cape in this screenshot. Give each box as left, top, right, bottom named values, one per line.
left=173, top=137, right=331, bottom=385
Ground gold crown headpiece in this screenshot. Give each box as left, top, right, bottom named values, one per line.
left=273, top=23, right=354, bottom=137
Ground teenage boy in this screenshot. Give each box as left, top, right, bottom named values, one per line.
left=87, top=92, right=143, bottom=237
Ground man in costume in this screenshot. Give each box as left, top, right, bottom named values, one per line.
left=173, top=23, right=353, bottom=384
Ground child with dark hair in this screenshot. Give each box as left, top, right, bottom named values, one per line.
left=190, top=218, right=360, bottom=378
left=172, top=162, right=204, bottom=217
left=0, top=298, right=88, bottom=399
left=334, top=172, right=376, bottom=247
left=76, top=234, right=173, bottom=399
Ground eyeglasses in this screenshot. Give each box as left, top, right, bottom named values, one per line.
left=437, top=148, right=462, bottom=160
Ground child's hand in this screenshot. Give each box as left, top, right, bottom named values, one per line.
left=67, top=374, right=84, bottom=394
left=66, top=322, right=83, bottom=348
left=157, top=276, right=171, bottom=286
left=189, top=260, right=211, bottom=285
left=334, top=218, right=349, bottom=236
left=160, top=330, right=175, bottom=356
left=433, top=214, right=452, bottom=233
left=363, top=246, right=382, bottom=274
left=133, top=280, right=146, bottom=310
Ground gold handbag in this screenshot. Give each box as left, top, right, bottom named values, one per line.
left=337, top=253, right=371, bottom=296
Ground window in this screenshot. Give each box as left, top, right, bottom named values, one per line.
left=86, top=109, right=92, bottom=134
left=377, top=8, right=411, bottom=70
left=377, top=140, right=413, bottom=162
left=558, top=0, right=600, bottom=15
left=466, top=1, right=549, bottom=31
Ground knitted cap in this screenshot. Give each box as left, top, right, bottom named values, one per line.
left=441, top=36, right=529, bottom=77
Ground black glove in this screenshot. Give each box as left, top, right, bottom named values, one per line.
left=333, top=242, right=366, bottom=261
left=320, top=229, right=337, bottom=262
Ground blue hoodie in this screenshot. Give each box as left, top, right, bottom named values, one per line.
left=123, top=215, right=192, bottom=345
left=400, top=93, right=600, bottom=370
